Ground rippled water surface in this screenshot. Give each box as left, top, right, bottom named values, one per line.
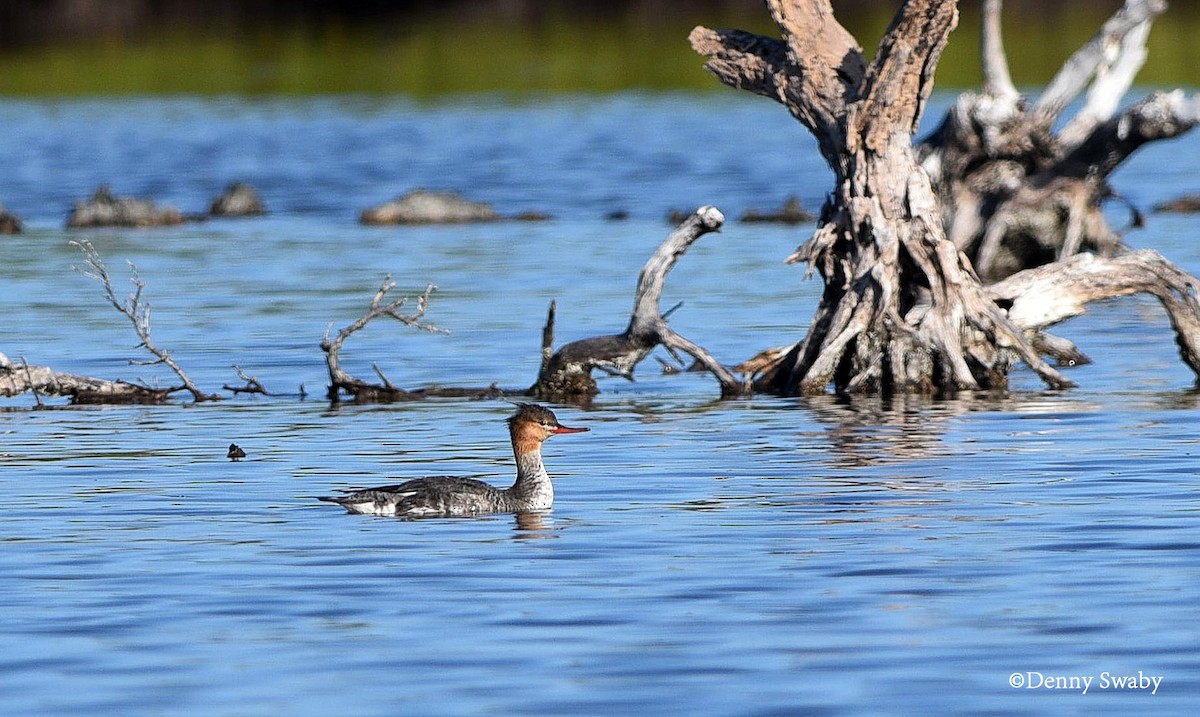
left=2, top=94, right=1200, bottom=715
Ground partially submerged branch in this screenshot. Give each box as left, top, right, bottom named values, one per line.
left=533, top=206, right=744, bottom=400
left=0, top=351, right=173, bottom=404
left=320, top=277, right=452, bottom=402
left=71, top=240, right=218, bottom=402
left=223, top=365, right=271, bottom=396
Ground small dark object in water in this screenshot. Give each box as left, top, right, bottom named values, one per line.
left=210, top=182, right=267, bottom=217
left=740, top=196, right=814, bottom=224
left=606, top=209, right=630, bottom=221
left=227, top=443, right=247, bottom=461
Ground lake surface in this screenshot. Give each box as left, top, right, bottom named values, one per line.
left=1, top=93, right=1199, bottom=715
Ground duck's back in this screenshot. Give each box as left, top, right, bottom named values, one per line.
left=320, top=476, right=509, bottom=518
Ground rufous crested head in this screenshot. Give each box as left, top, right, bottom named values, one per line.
left=508, top=403, right=588, bottom=448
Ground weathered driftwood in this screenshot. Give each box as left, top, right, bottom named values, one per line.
left=209, top=182, right=266, bottom=217
left=691, top=0, right=1071, bottom=396
left=919, top=0, right=1199, bottom=281
left=67, top=185, right=185, bottom=229
left=533, top=206, right=744, bottom=400
left=360, top=189, right=500, bottom=225
left=0, top=352, right=173, bottom=404
left=988, top=250, right=1200, bottom=373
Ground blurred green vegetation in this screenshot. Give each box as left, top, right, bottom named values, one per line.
left=0, top=3, right=1197, bottom=96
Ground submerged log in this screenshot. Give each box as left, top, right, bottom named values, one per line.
left=740, top=196, right=813, bottom=225
left=67, top=185, right=185, bottom=229
left=360, top=189, right=500, bottom=225
left=0, top=352, right=172, bottom=404
left=209, top=181, right=266, bottom=217
left=533, top=206, right=744, bottom=400
left=1154, top=193, right=1200, bottom=213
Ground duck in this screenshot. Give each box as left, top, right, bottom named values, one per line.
left=319, top=403, right=588, bottom=518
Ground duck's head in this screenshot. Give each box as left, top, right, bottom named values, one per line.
left=508, top=403, right=588, bottom=448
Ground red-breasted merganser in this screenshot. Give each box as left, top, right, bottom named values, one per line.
left=319, top=403, right=588, bottom=518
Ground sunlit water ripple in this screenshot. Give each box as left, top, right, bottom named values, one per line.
left=1, top=94, right=1199, bottom=715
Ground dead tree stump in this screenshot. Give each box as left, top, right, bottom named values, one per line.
left=691, top=0, right=1070, bottom=395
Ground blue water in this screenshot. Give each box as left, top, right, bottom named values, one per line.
left=2, top=93, right=1200, bottom=715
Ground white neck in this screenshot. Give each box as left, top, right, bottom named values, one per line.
left=507, top=447, right=554, bottom=511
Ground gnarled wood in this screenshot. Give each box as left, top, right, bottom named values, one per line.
left=988, top=250, right=1200, bottom=374
left=919, top=0, right=1196, bottom=281
left=694, top=0, right=1071, bottom=396
left=534, top=206, right=744, bottom=400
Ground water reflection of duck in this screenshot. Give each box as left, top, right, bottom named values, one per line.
left=319, top=403, right=588, bottom=519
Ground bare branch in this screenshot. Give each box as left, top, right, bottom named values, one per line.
left=691, top=0, right=866, bottom=161
left=980, top=0, right=1018, bottom=102
left=989, top=250, right=1200, bottom=376
left=321, top=277, right=451, bottom=402
left=1057, top=90, right=1200, bottom=178
left=1035, top=0, right=1168, bottom=122
left=223, top=364, right=270, bottom=395
left=852, top=0, right=958, bottom=151
left=371, top=363, right=397, bottom=390
left=1057, top=12, right=1156, bottom=149
left=536, top=206, right=744, bottom=399
left=20, top=356, right=43, bottom=408
left=688, top=26, right=790, bottom=103
left=539, top=300, right=556, bottom=377
left=71, top=240, right=218, bottom=402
